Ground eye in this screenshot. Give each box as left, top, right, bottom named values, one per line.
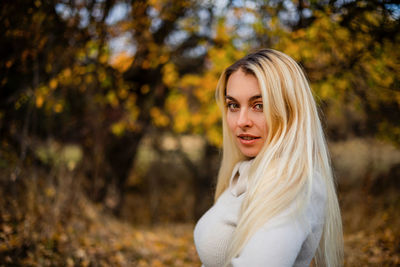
left=227, top=102, right=239, bottom=111
left=253, top=103, right=263, bottom=111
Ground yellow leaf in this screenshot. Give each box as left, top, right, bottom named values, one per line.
left=36, top=95, right=44, bottom=108
left=54, top=103, right=63, bottom=113
left=45, top=186, right=55, bottom=197
left=49, top=78, right=58, bottom=89
left=111, top=122, right=125, bottom=136
left=141, top=85, right=150, bottom=94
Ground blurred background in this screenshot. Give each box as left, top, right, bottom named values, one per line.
left=1, top=0, right=399, bottom=266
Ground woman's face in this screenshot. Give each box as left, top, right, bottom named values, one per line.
left=225, top=69, right=268, bottom=158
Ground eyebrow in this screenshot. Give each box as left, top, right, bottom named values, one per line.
left=225, top=94, right=262, bottom=102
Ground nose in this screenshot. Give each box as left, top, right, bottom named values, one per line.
left=237, top=108, right=253, bottom=128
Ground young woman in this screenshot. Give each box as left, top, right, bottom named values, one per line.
left=194, top=49, right=343, bottom=267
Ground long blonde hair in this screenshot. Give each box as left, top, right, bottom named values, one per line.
left=214, top=49, right=343, bottom=267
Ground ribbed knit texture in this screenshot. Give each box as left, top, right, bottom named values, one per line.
left=194, top=160, right=326, bottom=267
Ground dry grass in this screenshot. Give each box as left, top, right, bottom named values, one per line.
left=1, top=186, right=399, bottom=266
left=1, top=137, right=399, bottom=266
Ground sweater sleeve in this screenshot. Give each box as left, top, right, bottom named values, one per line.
left=230, top=218, right=309, bottom=267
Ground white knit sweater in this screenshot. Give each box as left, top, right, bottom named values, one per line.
left=194, top=160, right=326, bottom=267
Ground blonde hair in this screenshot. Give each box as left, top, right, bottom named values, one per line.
left=214, top=49, right=343, bottom=266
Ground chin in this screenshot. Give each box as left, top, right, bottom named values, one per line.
left=241, top=149, right=259, bottom=158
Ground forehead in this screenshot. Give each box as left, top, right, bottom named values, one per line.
left=226, top=69, right=261, bottom=98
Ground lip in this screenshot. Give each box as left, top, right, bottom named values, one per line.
left=237, top=134, right=261, bottom=145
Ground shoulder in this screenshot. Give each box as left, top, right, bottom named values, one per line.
left=309, top=171, right=327, bottom=219
left=259, top=171, right=327, bottom=233
left=295, top=171, right=327, bottom=236
left=312, top=171, right=327, bottom=203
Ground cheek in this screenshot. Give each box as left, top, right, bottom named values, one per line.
left=255, top=116, right=268, bottom=136
left=226, top=112, right=236, bottom=132
left=262, top=124, right=268, bottom=137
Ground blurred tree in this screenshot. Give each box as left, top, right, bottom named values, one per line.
left=0, top=0, right=126, bottom=204
left=103, top=0, right=219, bottom=213
left=1, top=0, right=399, bottom=219
left=273, top=0, right=400, bottom=143
left=202, top=0, right=400, bottom=144
left=0, top=0, right=75, bottom=167
left=0, top=0, right=220, bottom=215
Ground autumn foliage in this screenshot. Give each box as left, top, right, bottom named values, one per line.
left=1, top=0, right=399, bottom=265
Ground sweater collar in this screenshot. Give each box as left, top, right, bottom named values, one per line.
left=229, top=159, right=254, bottom=197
